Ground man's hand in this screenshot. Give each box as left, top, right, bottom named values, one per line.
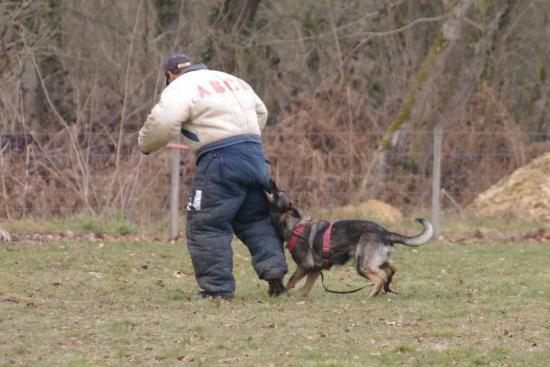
left=166, top=143, right=189, bottom=150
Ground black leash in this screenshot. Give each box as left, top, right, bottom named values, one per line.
left=320, top=271, right=372, bottom=294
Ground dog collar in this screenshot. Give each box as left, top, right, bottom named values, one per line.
left=287, top=224, right=306, bottom=253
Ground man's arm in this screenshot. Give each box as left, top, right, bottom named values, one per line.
left=138, top=89, right=190, bottom=154
left=254, top=93, right=268, bottom=131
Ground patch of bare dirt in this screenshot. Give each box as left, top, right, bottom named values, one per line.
left=440, top=228, right=550, bottom=244
left=3, top=231, right=174, bottom=245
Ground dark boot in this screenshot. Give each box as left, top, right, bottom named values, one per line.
left=267, top=279, right=285, bottom=297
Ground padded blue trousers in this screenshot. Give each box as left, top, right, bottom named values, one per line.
left=185, top=141, right=287, bottom=298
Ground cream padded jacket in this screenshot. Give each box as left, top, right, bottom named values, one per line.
left=138, top=69, right=267, bottom=154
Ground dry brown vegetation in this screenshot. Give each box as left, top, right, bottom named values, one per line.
left=1, top=0, right=549, bottom=224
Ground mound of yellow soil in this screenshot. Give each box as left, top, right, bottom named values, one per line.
left=468, top=152, right=550, bottom=222
left=317, top=199, right=403, bottom=224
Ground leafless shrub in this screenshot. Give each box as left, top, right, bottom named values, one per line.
left=0, top=0, right=549, bottom=224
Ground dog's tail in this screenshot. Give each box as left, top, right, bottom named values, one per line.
left=387, top=218, right=434, bottom=246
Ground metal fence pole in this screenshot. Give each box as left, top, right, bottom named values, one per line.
left=432, top=124, right=443, bottom=238
left=169, top=143, right=180, bottom=240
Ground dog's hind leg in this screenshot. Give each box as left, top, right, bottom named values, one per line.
left=301, top=270, right=321, bottom=297
left=286, top=266, right=309, bottom=290
left=382, top=263, right=398, bottom=294
left=355, top=235, right=387, bottom=297
left=360, top=270, right=386, bottom=297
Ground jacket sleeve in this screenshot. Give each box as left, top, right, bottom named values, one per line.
left=138, top=87, right=190, bottom=154
left=254, top=93, right=268, bottom=132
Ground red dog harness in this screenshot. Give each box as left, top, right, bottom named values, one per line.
left=322, top=222, right=333, bottom=269
left=286, top=224, right=305, bottom=253
left=287, top=222, right=334, bottom=269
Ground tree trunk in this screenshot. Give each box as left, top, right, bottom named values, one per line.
left=222, top=0, right=261, bottom=33
left=20, top=60, right=42, bottom=133
left=359, top=0, right=518, bottom=197
left=205, top=0, right=261, bottom=72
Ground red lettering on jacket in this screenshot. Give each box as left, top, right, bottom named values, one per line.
left=210, top=81, right=226, bottom=93
left=223, top=79, right=237, bottom=91
left=197, top=85, right=211, bottom=98
left=237, top=80, right=250, bottom=90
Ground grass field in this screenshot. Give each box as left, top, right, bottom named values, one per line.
left=1, top=227, right=549, bottom=366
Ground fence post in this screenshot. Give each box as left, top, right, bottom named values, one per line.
left=169, top=142, right=180, bottom=240
left=432, top=123, right=442, bottom=238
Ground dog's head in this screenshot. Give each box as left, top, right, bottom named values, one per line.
left=265, top=179, right=306, bottom=240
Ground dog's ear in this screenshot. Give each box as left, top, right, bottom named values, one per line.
left=265, top=190, right=275, bottom=204
left=268, top=178, right=279, bottom=193
left=265, top=179, right=283, bottom=205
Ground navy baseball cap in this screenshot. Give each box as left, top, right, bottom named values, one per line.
left=164, top=54, right=192, bottom=73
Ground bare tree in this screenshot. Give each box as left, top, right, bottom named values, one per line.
left=0, top=0, right=548, bottom=221
left=359, top=0, right=520, bottom=196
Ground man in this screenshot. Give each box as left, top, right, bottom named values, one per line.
left=138, top=54, right=287, bottom=300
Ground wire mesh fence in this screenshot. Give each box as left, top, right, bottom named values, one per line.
left=1, top=129, right=549, bottom=227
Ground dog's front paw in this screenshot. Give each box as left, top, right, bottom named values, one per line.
left=267, top=279, right=285, bottom=297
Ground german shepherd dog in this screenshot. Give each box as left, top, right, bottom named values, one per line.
left=265, top=180, right=433, bottom=297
